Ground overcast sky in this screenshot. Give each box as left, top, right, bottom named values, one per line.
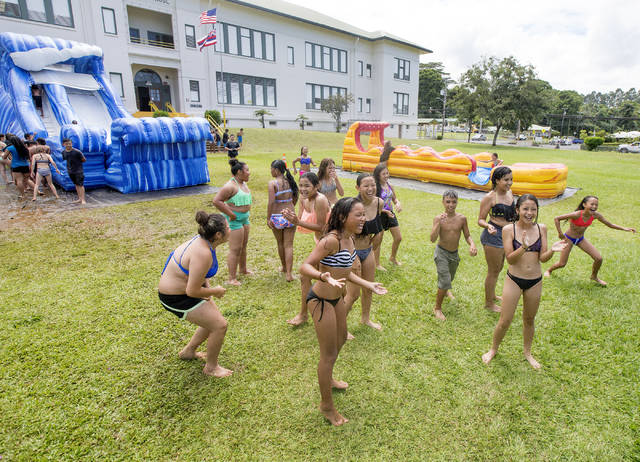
left=285, top=0, right=638, bottom=94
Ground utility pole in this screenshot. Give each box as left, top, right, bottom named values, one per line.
left=440, top=88, right=447, bottom=138
left=560, top=108, right=567, bottom=137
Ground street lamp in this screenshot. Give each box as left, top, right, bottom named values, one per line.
left=560, top=108, right=567, bottom=137
left=440, top=88, right=447, bottom=138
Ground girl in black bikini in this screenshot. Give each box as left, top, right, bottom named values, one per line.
left=343, top=173, right=392, bottom=333
left=478, top=166, right=516, bottom=312
left=544, top=195, right=636, bottom=286
left=266, top=159, right=298, bottom=282
left=300, top=197, right=387, bottom=426
left=482, top=195, right=566, bottom=369
left=157, top=211, right=233, bottom=378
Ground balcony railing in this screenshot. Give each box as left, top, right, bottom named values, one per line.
left=129, top=36, right=175, bottom=49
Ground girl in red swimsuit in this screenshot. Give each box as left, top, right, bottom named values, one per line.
left=544, top=195, right=636, bottom=286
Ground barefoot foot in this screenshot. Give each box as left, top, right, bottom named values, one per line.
left=433, top=308, right=446, bottom=321
left=446, top=290, right=455, bottom=300
left=240, top=269, right=254, bottom=275
left=226, top=279, right=242, bottom=286
left=331, top=379, right=349, bottom=390
left=376, top=265, right=387, bottom=272
left=482, top=350, right=496, bottom=365
left=286, top=314, right=307, bottom=326
left=319, top=405, right=349, bottom=426
left=484, top=304, right=501, bottom=313
left=346, top=331, right=355, bottom=340
left=178, top=349, right=207, bottom=361
left=203, top=364, right=233, bottom=377
left=590, top=275, right=607, bottom=286
left=389, top=258, right=402, bottom=266
left=362, top=319, right=382, bottom=330
left=525, top=354, right=541, bottom=369
left=285, top=273, right=296, bottom=282
left=494, top=295, right=502, bottom=302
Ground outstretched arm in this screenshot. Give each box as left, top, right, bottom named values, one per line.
left=596, top=212, right=636, bottom=233
left=346, top=271, right=387, bottom=294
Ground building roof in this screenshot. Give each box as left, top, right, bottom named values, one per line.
left=225, top=0, right=432, bottom=54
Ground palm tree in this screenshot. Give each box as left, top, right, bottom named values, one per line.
left=254, top=109, right=272, bottom=128
left=295, top=114, right=308, bottom=130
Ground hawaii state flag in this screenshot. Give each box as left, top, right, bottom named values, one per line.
left=200, top=8, right=217, bottom=24
left=197, top=30, right=217, bottom=51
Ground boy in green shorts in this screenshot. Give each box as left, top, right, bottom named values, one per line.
left=430, top=190, right=477, bottom=320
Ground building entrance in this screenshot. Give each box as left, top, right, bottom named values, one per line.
left=134, top=69, right=171, bottom=111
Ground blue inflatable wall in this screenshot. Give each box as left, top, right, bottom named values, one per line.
left=0, top=32, right=212, bottom=193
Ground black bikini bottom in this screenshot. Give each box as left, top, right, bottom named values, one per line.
left=306, top=288, right=340, bottom=321
left=507, top=272, right=542, bottom=292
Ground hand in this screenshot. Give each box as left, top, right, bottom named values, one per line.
left=330, top=169, right=337, bottom=180
left=558, top=232, right=565, bottom=240
left=438, top=212, right=448, bottom=223
left=626, top=227, right=636, bottom=233
left=267, top=219, right=274, bottom=230
left=293, top=169, right=297, bottom=174
left=551, top=240, right=568, bottom=252
left=521, top=229, right=531, bottom=249
left=321, top=272, right=345, bottom=288
left=210, top=285, right=226, bottom=298
left=228, top=212, right=237, bottom=221
left=487, top=223, right=497, bottom=235
left=396, top=201, right=402, bottom=213
left=469, top=245, right=478, bottom=257
left=369, top=282, right=387, bottom=295
left=282, top=209, right=298, bottom=224
left=383, top=209, right=395, bottom=218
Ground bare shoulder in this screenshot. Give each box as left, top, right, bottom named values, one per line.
left=319, top=232, right=340, bottom=252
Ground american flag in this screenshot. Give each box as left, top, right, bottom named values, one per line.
left=197, top=30, right=217, bottom=51
left=200, top=8, right=217, bottom=24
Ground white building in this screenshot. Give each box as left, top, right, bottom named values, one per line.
left=0, top=0, right=431, bottom=137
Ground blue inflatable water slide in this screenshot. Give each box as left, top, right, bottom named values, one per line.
left=0, top=32, right=212, bottom=193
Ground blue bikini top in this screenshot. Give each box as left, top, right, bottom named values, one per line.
left=162, top=235, right=218, bottom=278
left=300, top=157, right=311, bottom=165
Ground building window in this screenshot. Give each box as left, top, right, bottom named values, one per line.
left=394, top=58, right=410, bottom=81
left=216, top=22, right=275, bottom=62
left=189, top=80, right=200, bottom=102
left=366, top=98, right=371, bottom=113
left=109, top=72, right=124, bottom=98
left=185, top=24, right=196, bottom=48
left=305, top=42, right=347, bottom=73
left=305, top=83, right=347, bottom=110
left=147, top=31, right=174, bottom=48
left=358, top=60, right=363, bottom=76
left=216, top=72, right=276, bottom=107
left=358, top=97, right=363, bottom=113
left=1, top=0, right=74, bottom=27
left=269, top=121, right=277, bottom=126
left=101, top=7, right=117, bottom=35
left=393, top=92, right=409, bottom=115
left=365, top=64, right=372, bottom=78
left=129, top=28, right=140, bottom=43
left=287, top=46, right=294, bottom=65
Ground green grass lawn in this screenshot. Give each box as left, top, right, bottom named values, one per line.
left=1, top=128, right=639, bottom=461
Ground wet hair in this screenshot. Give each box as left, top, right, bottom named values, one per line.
left=576, top=195, right=598, bottom=211
left=379, top=140, right=394, bottom=164
left=300, top=146, right=308, bottom=155
left=25, top=140, right=36, bottom=146
left=326, top=197, right=362, bottom=236
left=490, top=166, right=512, bottom=189
left=317, top=158, right=335, bottom=182
left=195, top=211, right=227, bottom=241
left=61, top=138, right=71, bottom=144
left=229, top=158, right=247, bottom=175
left=36, top=138, right=46, bottom=145
left=24, top=132, right=33, bottom=140
left=443, top=190, right=458, bottom=199
left=271, top=159, right=298, bottom=203
left=491, top=152, right=498, bottom=158
left=300, top=171, right=319, bottom=187
left=515, top=194, right=539, bottom=223
left=373, top=163, right=388, bottom=198
left=0, top=134, right=5, bottom=140
left=6, top=135, right=29, bottom=160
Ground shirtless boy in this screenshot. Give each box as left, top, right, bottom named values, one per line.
left=430, top=190, right=477, bottom=320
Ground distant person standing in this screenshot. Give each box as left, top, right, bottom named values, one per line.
left=62, top=138, right=86, bottom=204
left=225, top=134, right=240, bottom=160
left=222, top=129, right=229, bottom=146
left=0, top=134, right=11, bottom=184
left=237, top=128, right=244, bottom=147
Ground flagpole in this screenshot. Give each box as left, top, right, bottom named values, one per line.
left=210, top=0, right=226, bottom=128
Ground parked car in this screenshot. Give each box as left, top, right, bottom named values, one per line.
left=517, top=134, right=527, bottom=140
left=572, top=138, right=584, bottom=144
left=471, top=134, right=487, bottom=141
left=617, top=141, right=640, bottom=153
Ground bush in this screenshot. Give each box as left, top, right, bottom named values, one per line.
left=584, top=136, right=604, bottom=151
left=596, top=129, right=607, bottom=138
left=152, top=110, right=169, bottom=118
left=205, top=110, right=222, bottom=125
left=579, top=129, right=588, bottom=140
left=436, top=135, right=443, bottom=140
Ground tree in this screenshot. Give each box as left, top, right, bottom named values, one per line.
left=455, top=56, right=548, bottom=146
left=254, top=109, right=272, bottom=128
left=295, top=114, right=308, bottom=130
left=451, top=63, right=488, bottom=142
left=320, top=93, right=354, bottom=132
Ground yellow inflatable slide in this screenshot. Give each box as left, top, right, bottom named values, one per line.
left=341, top=122, right=568, bottom=198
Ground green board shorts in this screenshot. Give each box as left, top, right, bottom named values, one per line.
left=224, top=210, right=250, bottom=230
left=433, top=244, right=460, bottom=290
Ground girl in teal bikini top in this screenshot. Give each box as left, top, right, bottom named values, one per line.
left=226, top=177, right=252, bottom=207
